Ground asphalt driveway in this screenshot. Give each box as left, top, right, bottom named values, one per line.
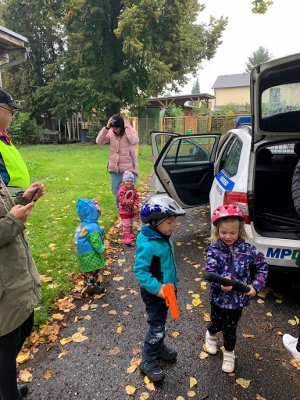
left=23, top=175, right=300, bottom=400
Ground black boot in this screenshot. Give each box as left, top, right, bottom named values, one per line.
left=86, top=286, right=105, bottom=295
left=140, top=353, right=165, bottom=382
left=17, top=383, right=28, bottom=397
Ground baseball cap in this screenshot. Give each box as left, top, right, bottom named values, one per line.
left=0, top=88, right=22, bottom=110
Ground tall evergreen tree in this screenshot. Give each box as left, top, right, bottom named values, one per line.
left=192, top=78, right=200, bottom=94
left=245, top=46, right=274, bottom=72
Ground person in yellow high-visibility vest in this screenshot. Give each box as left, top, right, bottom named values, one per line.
left=0, top=89, right=30, bottom=196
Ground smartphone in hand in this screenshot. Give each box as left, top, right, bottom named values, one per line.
left=28, top=185, right=41, bottom=203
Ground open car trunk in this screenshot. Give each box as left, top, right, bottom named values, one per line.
left=253, top=141, right=300, bottom=239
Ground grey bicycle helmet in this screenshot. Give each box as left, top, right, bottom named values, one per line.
left=140, top=195, right=185, bottom=225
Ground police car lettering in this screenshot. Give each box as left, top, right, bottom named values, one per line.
left=266, top=247, right=297, bottom=259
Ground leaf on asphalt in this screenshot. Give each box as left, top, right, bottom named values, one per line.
left=84, top=315, right=92, bottom=320
left=53, top=296, right=75, bottom=312
left=117, top=286, right=125, bottom=291
left=176, top=397, right=185, bottom=400
left=172, top=331, right=180, bottom=338
left=103, top=270, right=111, bottom=276
left=123, top=311, right=130, bottom=315
left=145, top=381, right=155, bottom=391
left=90, top=304, right=98, bottom=310
left=255, top=353, right=263, bottom=360
left=109, top=310, right=117, bottom=315
left=295, top=316, right=299, bottom=324
left=203, top=312, right=211, bottom=322
left=193, top=264, right=200, bottom=269
left=129, top=289, right=139, bottom=295
left=276, top=299, right=283, bottom=304
left=81, top=304, right=90, bottom=311
left=186, top=304, right=193, bottom=310
left=242, top=333, right=255, bottom=339
left=199, top=351, right=209, bottom=359
left=19, top=368, right=33, bottom=382
left=140, top=393, right=150, bottom=400
left=256, top=395, right=267, bottom=400
left=113, top=276, right=124, bottom=281
left=257, top=299, right=264, bottom=304
left=192, top=297, right=202, bottom=307
left=77, top=327, right=85, bottom=333
left=102, top=303, right=109, bottom=308
left=44, top=369, right=52, bottom=379
left=60, top=337, right=73, bottom=345
left=277, top=331, right=283, bottom=336
left=120, top=295, right=127, bottom=300
left=17, top=350, right=31, bottom=364
left=200, top=281, right=207, bottom=290
left=144, top=376, right=150, bottom=384
left=176, top=241, right=182, bottom=246
left=290, top=359, right=300, bottom=370
left=266, top=312, right=272, bottom=317
left=236, top=378, right=251, bottom=388
left=187, top=390, right=196, bottom=397
left=109, top=347, right=120, bottom=355
left=288, top=319, right=297, bottom=326
left=52, top=313, right=64, bottom=321
left=117, top=324, right=123, bottom=334
left=190, top=377, right=197, bottom=388
left=118, top=259, right=126, bottom=266
left=127, top=304, right=133, bottom=308
left=94, top=293, right=105, bottom=299
left=72, top=332, right=88, bottom=342
left=125, top=385, right=136, bottom=395
left=127, top=364, right=137, bottom=373
left=58, top=349, right=68, bottom=358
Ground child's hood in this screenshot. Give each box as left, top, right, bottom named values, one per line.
left=76, top=198, right=99, bottom=223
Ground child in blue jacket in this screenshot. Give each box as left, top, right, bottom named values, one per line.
left=74, top=198, right=106, bottom=295
left=204, top=204, right=268, bottom=373
left=134, top=195, right=185, bottom=382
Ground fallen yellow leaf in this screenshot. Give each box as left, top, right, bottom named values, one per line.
left=172, top=331, right=181, bottom=338
left=236, top=378, right=251, bottom=388
left=187, top=390, right=196, bottom=397
left=190, top=377, right=197, bottom=388
left=125, top=385, right=136, bottom=395
left=255, top=353, right=263, bottom=361
left=18, top=369, right=33, bottom=382
left=288, top=319, right=297, bottom=326
left=17, top=351, right=31, bottom=364
left=192, top=298, right=202, bottom=307
left=60, top=337, right=73, bottom=345
left=72, top=332, right=88, bottom=342
left=140, top=393, right=150, bottom=400
left=58, top=350, right=68, bottom=358
left=266, top=312, right=272, bottom=317
left=127, top=365, right=137, bottom=373
left=199, top=351, right=209, bottom=359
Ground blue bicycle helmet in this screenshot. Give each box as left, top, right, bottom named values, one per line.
left=140, top=195, right=185, bottom=225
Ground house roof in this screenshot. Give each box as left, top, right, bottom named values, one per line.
left=0, top=25, right=29, bottom=69
left=147, top=93, right=215, bottom=108
left=212, top=73, right=250, bottom=89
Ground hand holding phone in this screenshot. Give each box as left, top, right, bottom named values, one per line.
left=28, top=185, right=41, bottom=203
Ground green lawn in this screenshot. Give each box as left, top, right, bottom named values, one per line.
left=18, top=143, right=154, bottom=328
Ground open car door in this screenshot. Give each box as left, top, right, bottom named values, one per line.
left=153, top=133, right=221, bottom=208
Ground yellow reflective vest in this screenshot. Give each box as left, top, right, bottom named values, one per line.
left=0, top=139, right=30, bottom=192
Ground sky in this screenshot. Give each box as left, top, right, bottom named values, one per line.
left=178, top=0, right=300, bottom=95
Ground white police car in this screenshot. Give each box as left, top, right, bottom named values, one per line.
left=151, top=53, right=300, bottom=270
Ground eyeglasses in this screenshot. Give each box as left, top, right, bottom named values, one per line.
left=0, top=106, right=14, bottom=116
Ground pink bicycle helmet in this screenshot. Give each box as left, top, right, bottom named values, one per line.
left=211, top=204, right=245, bottom=225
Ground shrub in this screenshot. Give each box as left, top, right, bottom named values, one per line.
left=7, top=112, right=42, bottom=144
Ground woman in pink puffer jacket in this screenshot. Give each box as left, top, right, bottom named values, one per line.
left=96, top=115, right=139, bottom=206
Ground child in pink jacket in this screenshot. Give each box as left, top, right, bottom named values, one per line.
left=117, top=171, right=140, bottom=245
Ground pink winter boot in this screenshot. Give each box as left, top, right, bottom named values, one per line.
left=124, top=233, right=133, bottom=245
left=129, top=230, right=135, bottom=240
